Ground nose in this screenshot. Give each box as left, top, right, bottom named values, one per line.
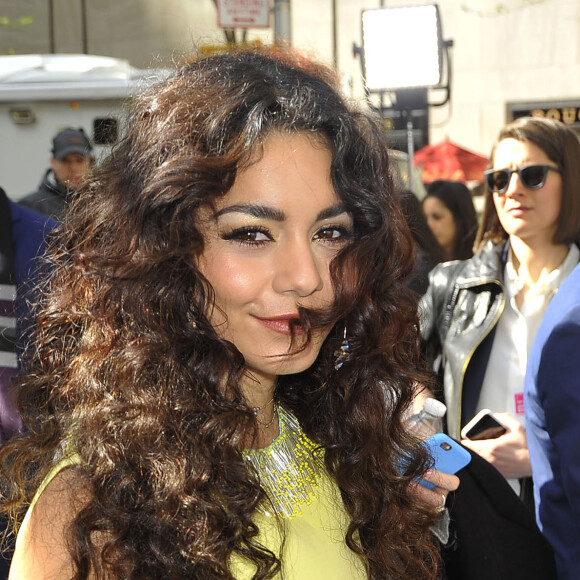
left=504, top=171, right=525, bottom=197
left=272, top=239, right=324, bottom=297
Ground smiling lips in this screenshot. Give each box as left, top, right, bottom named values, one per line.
left=253, top=315, right=304, bottom=335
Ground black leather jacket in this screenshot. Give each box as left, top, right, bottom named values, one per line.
left=19, top=169, right=70, bottom=221
left=419, top=240, right=506, bottom=439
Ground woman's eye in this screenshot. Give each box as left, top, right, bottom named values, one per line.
left=313, top=226, right=351, bottom=243
left=221, top=227, right=272, bottom=245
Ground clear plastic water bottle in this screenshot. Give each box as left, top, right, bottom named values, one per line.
left=407, top=397, right=447, bottom=439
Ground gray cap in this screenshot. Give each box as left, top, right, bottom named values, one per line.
left=52, top=127, right=93, bottom=160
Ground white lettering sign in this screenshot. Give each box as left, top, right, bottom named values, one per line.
left=217, top=0, right=270, bottom=29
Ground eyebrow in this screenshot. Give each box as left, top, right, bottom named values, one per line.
left=214, top=202, right=348, bottom=222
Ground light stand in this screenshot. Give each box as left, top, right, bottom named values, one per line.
left=394, top=88, right=428, bottom=192
left=353, top=4, right=452, bottom=193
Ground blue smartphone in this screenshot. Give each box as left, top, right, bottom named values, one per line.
left=420, top=433, right=471, bottom=489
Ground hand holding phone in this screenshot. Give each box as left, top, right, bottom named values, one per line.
left=420, top=432, right=471, bottom=489
left=460, top=409, right=507, bottom=441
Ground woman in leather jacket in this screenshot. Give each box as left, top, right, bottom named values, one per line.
left=420, top=117, right=580, bottom=506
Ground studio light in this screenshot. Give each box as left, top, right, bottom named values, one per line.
left=361, top=4, right=442, bottom=92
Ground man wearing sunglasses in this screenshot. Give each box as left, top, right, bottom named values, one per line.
left=420, top=116, right=580, bottom=577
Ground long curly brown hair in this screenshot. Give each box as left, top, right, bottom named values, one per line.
left=0, top=48, right=441, bottom=579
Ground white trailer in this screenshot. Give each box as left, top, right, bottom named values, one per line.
left=0, top=54, right=168, bottom=200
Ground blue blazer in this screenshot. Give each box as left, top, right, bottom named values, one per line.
left=9, top=199, right=57, bottom=285
left=525, top=261, right=580, bottom=580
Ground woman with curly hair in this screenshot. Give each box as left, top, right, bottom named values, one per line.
left=1, top=48, right=457, bottom=579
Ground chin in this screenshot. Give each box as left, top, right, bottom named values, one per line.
left=276, top=358, right=318, bottom=377
left=251, top=348, right=321, bottom=378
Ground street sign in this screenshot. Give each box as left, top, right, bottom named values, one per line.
left=217, top=0, right=270, bottom=29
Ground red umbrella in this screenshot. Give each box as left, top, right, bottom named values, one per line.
left=413, top=139, right=489, bottom=183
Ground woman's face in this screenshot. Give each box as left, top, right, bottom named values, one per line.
left=422, top=195, right=457, bottom=257
left=492, top=138, right=562, bottom=247
left=197, top=132, right=353, bottom=388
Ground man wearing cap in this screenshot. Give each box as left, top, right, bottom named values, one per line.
left=19, top=127, right=93, bottom=221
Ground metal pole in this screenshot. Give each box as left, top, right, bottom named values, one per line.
left=80, top=0, right=88, bottom=54
left=274, top=0, right=291, bottom=44
left=48, top=0, right=55, bottom=53
left=406, top=115, right=415, bottom=192
left=332, top=0, right=337, bottom=67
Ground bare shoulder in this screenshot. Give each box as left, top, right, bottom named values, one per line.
left=9, top=466, right=93, bottom=580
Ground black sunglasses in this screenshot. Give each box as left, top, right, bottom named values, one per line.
left=484, top=164, right=562, bottom=194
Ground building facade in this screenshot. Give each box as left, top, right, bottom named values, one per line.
left=1, top=0, right=579, bottom=158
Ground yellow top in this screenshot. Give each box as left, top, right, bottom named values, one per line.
left=21, top=408, right=367, bottom=579
left=17, top=451, right=82, bottom=541
left=236, top=405, right=367, bottom=578
left=230, top=467, right=367, bottom=579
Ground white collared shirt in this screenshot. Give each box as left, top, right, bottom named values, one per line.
left=477, top=244, right=578, bottom=492
left=478, top=244, right=580, bottom=422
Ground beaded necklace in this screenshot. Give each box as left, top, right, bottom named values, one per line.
left=243, top=405, right=324, bottom=519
